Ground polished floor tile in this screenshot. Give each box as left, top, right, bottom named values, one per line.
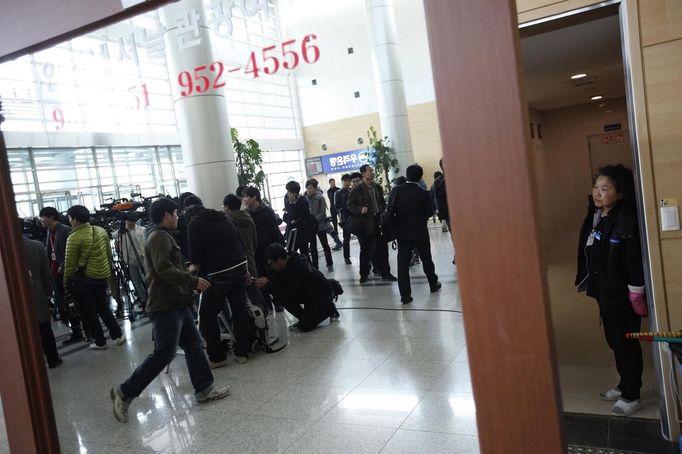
left=380, top=429, right=479, bottom=454
left=400, top=392, right=478, bottom=436
left=284, top=421, right=396, bottom=454
left=322, top=387, right=424, bottom=429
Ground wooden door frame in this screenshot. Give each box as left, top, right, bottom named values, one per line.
left=424, top=1, right=565, bottom=452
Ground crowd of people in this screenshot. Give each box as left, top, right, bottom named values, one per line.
left=19, top=160, right=455, bottom=423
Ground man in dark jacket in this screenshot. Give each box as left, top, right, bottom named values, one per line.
left=283, top=180, right=311, bottom=259
left=255, top=243, right=339, bottom=331
left=21, top=222, right=62, bottom=368
left=39, top=206, right=82, bottom=343
left=334, top=174, right=353, bottom=264
left=111, top=198, right=229, bottom=424
left=327, top=178, right=343, bottom=250
left=389, top=164, right=441, bottom=304
left=186, top=204, right=252, bottom=366
left=346, top=164, right=397, bottom=283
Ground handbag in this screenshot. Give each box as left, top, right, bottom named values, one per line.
left=68, top=227, right=95, bottom=295
left=381, top=186, right=401, bottom=242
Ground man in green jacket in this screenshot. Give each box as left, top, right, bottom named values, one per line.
left=110, top=198, right=230, bottom=423
left=63, top=205, right=125, bottom=349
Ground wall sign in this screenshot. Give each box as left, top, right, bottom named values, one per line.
left=603, top=123, right=622, bottom=132
left=305, top=157, right=324, bottom=176
left=602, top=132, right=625, bottom=144
left=320, top=149, right=370, bottom=174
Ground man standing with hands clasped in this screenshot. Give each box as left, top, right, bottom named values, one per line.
left=110, top=198, right=230, bottom=423
left=346, top=164, right=397, bottom=284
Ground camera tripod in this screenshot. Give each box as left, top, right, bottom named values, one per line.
left=113, top=226, right=147, bottom=322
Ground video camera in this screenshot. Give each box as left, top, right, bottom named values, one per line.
left=93, top=193, right=165, bottom=233
left=21, top=217, right=46, bottom=242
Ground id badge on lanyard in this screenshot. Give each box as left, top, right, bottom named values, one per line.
left=587, top=230, right=601, bottom=247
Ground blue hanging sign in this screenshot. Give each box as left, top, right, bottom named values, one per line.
left=320, top=149, right=370, bottom=174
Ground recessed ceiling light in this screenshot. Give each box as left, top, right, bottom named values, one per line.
left=598, top=103, right=606, bottom=107
left=571, top=73, right=588, bottom=79
left=591, top=95, right=603, bottom=101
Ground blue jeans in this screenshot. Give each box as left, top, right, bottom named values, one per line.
left=120, top=307, right=213, bottom=400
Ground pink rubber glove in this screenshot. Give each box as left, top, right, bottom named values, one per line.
left=628, top=285, right=648, bottom=317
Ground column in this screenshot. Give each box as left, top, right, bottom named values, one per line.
left=364, top=0, right=414, bottom=178
left=160, top=0, right=238, bottom=209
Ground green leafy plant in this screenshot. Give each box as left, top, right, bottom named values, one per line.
left=366, top=126, right=399, bottom=196
left=231, top=127, right=265, bottom=191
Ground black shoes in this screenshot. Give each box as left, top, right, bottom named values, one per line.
left=401, top=296, right=413, bottom=304
left=62, top=333, right=83, bottom=345
left=48, top=358, right=63, bottom=369
left=381, top=274, right=398, bottom=282
left=430, top=282, right=442, bottom=293
left=344, top=258, right=352, bottom=265
left=359, top=276, right=369, bottom=284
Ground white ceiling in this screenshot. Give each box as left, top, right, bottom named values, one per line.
left=522, top=14, right=625, bottom=111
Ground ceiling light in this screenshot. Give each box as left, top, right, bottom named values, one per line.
left=591, top=95, right=603, bottom=101
left=571, top=73, right=588, bottom=79
left=598, top=103, right=606, bottom=107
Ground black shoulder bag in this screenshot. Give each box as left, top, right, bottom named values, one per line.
left=381, top=186, right=401, bottom=243
left=68, top=227, right=95, bottom=295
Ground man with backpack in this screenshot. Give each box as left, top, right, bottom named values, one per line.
left=185, top=203, right=252, bottom=367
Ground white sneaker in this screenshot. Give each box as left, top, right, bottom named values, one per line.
left=110, top=386, right=130, bottom=423
left=233, top=355, right=248, bottom=364
left=113, top=336, right=126, bottom=346
left=90, top=343, right=107, bottom=350
left=611, top=398, right=641, bottom=417
left=599, top=387, right=622, bottom=401
left=196, top=385, right=230, bottom=404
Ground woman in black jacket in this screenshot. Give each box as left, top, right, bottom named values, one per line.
left=575, top=164, right=646, bottom=417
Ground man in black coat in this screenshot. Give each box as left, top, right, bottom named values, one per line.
left=346, top=164, right=397, bottom=283
left=334, top=174, right=353, bottom=264
left=327, top=178, right=343, bottom=250
left=39, top=206, right=82, bottom=343
left=389, top=164, right=441, bottom=304
left=255, top=243, right=339, bottom=331
left=186, top=204, right=251, bottom=367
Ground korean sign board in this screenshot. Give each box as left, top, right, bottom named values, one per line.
left=320, top=149, right=370, bottom=174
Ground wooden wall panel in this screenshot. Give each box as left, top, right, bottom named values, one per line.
left=302, top=102, right=443, bottom=184
left=639, top=0, right=682, bottom=47
left=643, top=39, right=682, bottom=241
left=662, top=239, right=682, bottom=329
left=425, top=0, right=564, bottom=451
left=517, top=0, right=597, bottom=23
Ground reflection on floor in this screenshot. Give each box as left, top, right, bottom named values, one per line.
left=0, top=226, right=673, bottom=453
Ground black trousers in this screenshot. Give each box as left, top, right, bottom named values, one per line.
left=341, top=227, right=351, bottom=260
left=357, top=228, right=390, bottom=278
left=330, top=210, right=339, bottom=236
left=53, top=273, right=82, bottom=335
left=601, top=309, right=643, bottom=401
left=308, top=231, right=333, bottom=268
left=199, top=268, right=251, bottom=360
left=397, top=239, right=438, bottom=297
left=276, top=294, right=336, bottom=332
left=39, top=322, right=60, bottom=366
left=77, top=279, right=123, bottom=346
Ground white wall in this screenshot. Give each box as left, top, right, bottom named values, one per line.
left=280, top=0, right=435, bottom=127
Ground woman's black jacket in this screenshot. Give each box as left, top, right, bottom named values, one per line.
left=575, top=198, right=645, bottom=315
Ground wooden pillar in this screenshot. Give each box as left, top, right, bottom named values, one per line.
left=0, top=107, right=60, bottom=452
left=424, top=1, right=565, bottom=452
